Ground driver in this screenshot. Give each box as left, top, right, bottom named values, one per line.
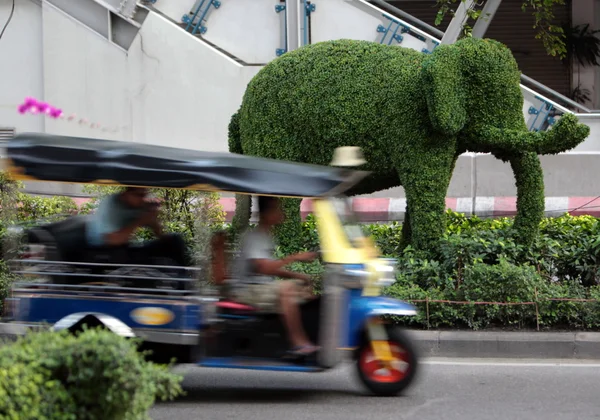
left=85, top=187, right=188, bottom=266
left=230, top=196, right=320, bottom=356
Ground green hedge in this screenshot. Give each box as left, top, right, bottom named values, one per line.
left=0, top=328, right=183, bottom=420
left=295, top=211, right=600, bottom=330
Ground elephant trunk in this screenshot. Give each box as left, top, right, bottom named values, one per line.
left=473, top=113, right=590, bottom=155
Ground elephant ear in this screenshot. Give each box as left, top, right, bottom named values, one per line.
left=421, top=45, right=466, bottom=135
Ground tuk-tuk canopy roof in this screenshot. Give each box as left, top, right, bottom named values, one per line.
left=4, top=133, right=369, bottom=197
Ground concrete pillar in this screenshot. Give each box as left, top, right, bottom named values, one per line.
left=285, top=0, right=300, bottom=51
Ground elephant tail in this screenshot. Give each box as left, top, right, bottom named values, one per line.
left=228, top=111, right=243, bottom=154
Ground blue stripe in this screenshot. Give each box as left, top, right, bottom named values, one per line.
left=198, top=357, right=323, bottom=372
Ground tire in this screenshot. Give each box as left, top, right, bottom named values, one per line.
left=356, top=326, right=419, bottom=396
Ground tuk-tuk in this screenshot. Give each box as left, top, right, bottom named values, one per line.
left=0, top=133, right=419, bottom=396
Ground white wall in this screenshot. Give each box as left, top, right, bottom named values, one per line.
left=42, top=2, right=131, bottom=140
left=203, top=0, right=280, bottom=64
left=310, top=0, right=382, bottom=43
left=128, top=12, right=261, bottom=151
left=0, top=0, right=44, bottom=134
left=40, top=5, right=260, bottom=151
left=151, top=0, right=196, bottom=23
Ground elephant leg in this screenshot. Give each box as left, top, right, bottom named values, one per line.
left=232, top=194, right=252, bottom=239
left=273, top=197, right=303, bottom=254
left=398, top=152, right=455, bottom=251
left=507, top=152, right=544, bottom=245
left=400, top=208, right=412, bottom=249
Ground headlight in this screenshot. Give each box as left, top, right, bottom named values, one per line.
left=340, top=260, right=397, bottom=289
left=340, top=264, right=369, bottom=289
left=373, top=258, right=397, bottom=287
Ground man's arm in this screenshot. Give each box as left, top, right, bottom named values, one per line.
left=145, top=201, right=164, bottom=238
left=95, top=197, right=153, bottom=246
left=251, top=252, right=316, bottom=282
left=104, top=218, right=145, bottom=246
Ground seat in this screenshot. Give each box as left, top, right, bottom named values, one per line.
left=216, top=300, right=257, bottom=312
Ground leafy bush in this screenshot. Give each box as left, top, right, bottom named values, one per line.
left=0, top=261, right=14, bottom=314
left=285, top=211, right=600, bottom=330
left=0, top=328, right=183, bottom=420
left=16, top=193, right=78, bottom=223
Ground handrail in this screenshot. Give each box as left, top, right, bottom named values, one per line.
left=369, top=0, right=444, bottom=38
left=11, top=259, right=202, bottom=272
left=11, top=282, right=197, bottom=296
left=520, top=74, right=600, bottom=114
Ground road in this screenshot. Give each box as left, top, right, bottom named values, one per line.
left=150, top=358, right=600, bottom=420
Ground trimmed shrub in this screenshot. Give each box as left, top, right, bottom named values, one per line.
left=0, top=328, right=183, bottom=420
left=230, top=37, right=589, bottom=252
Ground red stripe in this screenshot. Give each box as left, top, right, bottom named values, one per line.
left=493, top=197, right=517, bottom=217
left=300, top=199, right=314, bottom=220
left=445, top=197, right=457, bottom=211
left=352, top=198, right=390, bottom=222
left=26, top=196, right=600, bottom=221
left=568, top=197, right=600, bottom=217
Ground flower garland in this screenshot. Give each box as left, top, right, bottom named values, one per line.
left=17, top=97, right=118, bottom=132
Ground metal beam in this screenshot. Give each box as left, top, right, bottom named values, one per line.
left=440, top=0, right=475, bottom=44
left=285, top=0, right=300, bottom=51
left=472, top=0, right=502, bottom=38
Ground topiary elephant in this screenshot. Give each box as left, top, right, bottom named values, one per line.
left=228, top=37, right=590, bottom=252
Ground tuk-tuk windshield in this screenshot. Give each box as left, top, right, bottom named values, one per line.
left=331, top=197, right=366, bottom=248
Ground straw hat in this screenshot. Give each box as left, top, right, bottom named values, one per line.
left=330, top=146, right=366, bottom=167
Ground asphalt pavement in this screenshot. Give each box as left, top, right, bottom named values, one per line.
left=150, top=358, right=600, bottom=420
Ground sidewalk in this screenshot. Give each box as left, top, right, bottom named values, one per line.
left=408, top=330, right=600, bottom=359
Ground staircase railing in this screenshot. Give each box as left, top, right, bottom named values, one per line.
left=182, top=0, right=222, bottom=35
left=361, top=0, right=600, bottom=133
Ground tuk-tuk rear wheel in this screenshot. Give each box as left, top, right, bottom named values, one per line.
left=356, top=326, right=418, bottom=396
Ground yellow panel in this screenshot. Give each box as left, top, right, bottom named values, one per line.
left=313, top=198, right=384, bottom=296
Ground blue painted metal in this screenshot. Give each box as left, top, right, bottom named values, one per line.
left=182, top=0, right=222, bottom=35
left=276, top=3, right=287, bottom=56
left=345, top=289, right=417, bottom=348
left=217, top=313, right=251, bottom=320
left=377, top=15, right=412, bottom=46
left=198, top=357, right=323, bottom=372
left=302, top=0, right=316, bottom=47
left=528, top=98, right=557, bottom=131
left=12, top=293, right=200, bottom=332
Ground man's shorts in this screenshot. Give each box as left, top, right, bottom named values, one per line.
left=229, top=280, right=311, bottom=313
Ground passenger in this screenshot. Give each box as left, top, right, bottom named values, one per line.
left=85, top=187, right=188, bottom=266
left=231, top=196, right=320, bottom=356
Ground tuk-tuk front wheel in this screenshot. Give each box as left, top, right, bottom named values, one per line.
left=356, top=326, right=418, bottom=396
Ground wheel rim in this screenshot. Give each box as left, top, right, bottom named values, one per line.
left=359, top=341, right=411, bottom=383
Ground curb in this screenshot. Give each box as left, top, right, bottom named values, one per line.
left=218, top=197, right=600, bottom=222
left=69, top=196, right=600, bottom=222
left=407, top=331, right=600, bottom=359
left=3, top=330, right=600, bottom=359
